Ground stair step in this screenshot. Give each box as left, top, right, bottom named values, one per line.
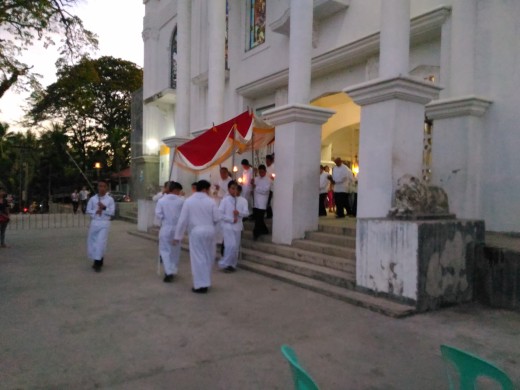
left=292, top=239, right=355, bottom=258
left=241, top=249, right=355, bottom=289
left=305, top=231, right=356, bottom=248
left=238, top=261, right=415, bottom=318
left=318, top=224, right=356, bottom=237
left=241, top=230, right=273, bottom=243
left=241, top=239, right=355, bottom=272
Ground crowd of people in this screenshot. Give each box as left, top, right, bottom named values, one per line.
left=320, top=157, right=357, bottom=218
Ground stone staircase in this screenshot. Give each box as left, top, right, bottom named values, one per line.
left=240, top=220, right=415, bottom=318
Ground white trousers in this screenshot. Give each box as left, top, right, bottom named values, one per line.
left=188, top=225, right=216, bottom=289
left=159, top=224, right=181, bottom=275
left=87, top=220, right=110, bottom=261
left=218, top=226, right=241, bottom=269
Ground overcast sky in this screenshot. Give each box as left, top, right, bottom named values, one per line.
left=0, top=0, right=144, bottom=132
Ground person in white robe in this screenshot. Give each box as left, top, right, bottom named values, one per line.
left=331, top=157, right=354, bottom=218
left=218, top=181, right=249, bottom=272
left=319, top=165, right=329, bottom=216
left=155, top=181, right=184, bottom=282
left=239, top=159, right=253, bottom=213
left=86, top=180, right=115, bottom=272
left=252, top=164, right=272, bottom=240
left=213, top=167, right=232, bottom=204
left=173, top=180, right=220, bottom=293
left=265, top=154, right=275, bottom=218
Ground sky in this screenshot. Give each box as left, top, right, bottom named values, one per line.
left=0, top=0, right=145, bottom=132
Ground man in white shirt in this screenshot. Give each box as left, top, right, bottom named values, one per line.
left=319, top=165, right=329, bottom=216
left=173, top=180, right=220, bottom=294
left=86, top=180, right=115, bottom=272
left=213, top=167, right=232, bottom=205
left=331, top=157, right=354, bottom=219
left=252, top=164, right=272, bottom=240
left=239, top=159, right=253, bottom=213
left=218, top=181, right=249, bottom=273
left=155, top=181, right=184, bottom=283
left=79, top=186, right=90, bottom=214
left=265, top=154, right=275, bottom=219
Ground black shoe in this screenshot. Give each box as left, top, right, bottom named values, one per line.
left=191, top=287, right=208, bottom=294
left=163, top=274, right=174, bottom=283
left=223, top=266, right=236, bottom=273
left=92, top=260, right=102, bottom=272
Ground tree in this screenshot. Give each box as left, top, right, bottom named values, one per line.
left=0, top=0, right=98, bottom=99
left=27, top=56, right=143, bottom=174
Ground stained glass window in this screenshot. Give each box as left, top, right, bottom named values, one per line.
left=247, top=0, right=266, bottom=50
left=171, top=27, right=177, bottom=89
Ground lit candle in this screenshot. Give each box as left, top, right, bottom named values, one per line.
left=232, top=166, right=238, bottom=173
left=237, top=177, right=243, bottom=184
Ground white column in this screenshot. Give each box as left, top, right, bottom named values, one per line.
left=288, top=0, right=313, bottom=104
left=207, top=0, right=226, bottom=123
left=450, top=0, right=476, bottom=96
left=175, top=0, right=191, bottom=138
left=379, top=0, right=410, bottom=78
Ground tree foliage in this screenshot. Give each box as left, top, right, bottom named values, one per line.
left=28, top=56, right=143, bottom=173
left=0, top=0, right=98, bottom=99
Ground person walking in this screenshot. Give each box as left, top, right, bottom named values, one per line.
left=71, top=189, right=79, bottom=214
left=173, top=180, right=220, bottom=294
left=218, top=181, right=249, bottom=273
left=251, top=164, right=271, bottom=240
left=319, top=165, right=329, bottom=216
left=79, top=186, right=89, bottom=214
left=0, top=187, right=10, bottom=248
left=86, top=180, right=115, bottom=272
left=331, top=157, right=354, bottom=218
left=155, top=181, right=184, bottom=283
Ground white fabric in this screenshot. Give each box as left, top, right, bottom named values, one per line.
left=266, top=162, right=275, bottom=178
left=155, top=194, right=184, bottom=275
left=152, top=192, right=164, bottom=202
left=86, top=194, right=115, bottom=261
left=253, top=175, right=272, bottom=210
left=215, top=177, right=232, bottom=199
left=332, top=164, right=354, bottom=193
left=320, top=171, right=329, bottom=194
left=79, top=189, right=89, bottom=201
left=218, top=229, right=241, bottom=269
left=218, top=195, right=249, bottom=269
left=240, top=167, right=253, bottom=199
left=174, top=192, right=220, bottom=288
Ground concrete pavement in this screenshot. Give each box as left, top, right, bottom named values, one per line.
left=1, top=221, right=519, bottom=389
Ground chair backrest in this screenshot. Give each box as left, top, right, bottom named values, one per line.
left=440, top=345, right=515, bottom=390
left=281, top=345, right=320, bottom=390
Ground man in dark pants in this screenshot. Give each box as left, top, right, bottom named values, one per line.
left=331, top=157, right=354, bottom=218
left=319, top=165, right=329, bottom=216
left=252, top=165, right=271, bottom=240
left=265, top=154, right=275, bottom=219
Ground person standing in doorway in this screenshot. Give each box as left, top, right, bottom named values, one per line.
left=319, top=165, right=329, bottom=216
left=265, top=154, right=275, bottom=219
left=331, top=158, right=354, bottom=219
left=86, top=180, right=115, bottom=272
left=218, top=181, right=249, bottom=273
left=173, top=180, right=220, bottom=294
left=79, top=186, right=90, bottom=214
left=155, top=181, right=184, bottom=283
left=0, top=187, right=10, bottom=248
left=71, top=189, right=79, bottom=214
left=240, top=159, right=253, bottom=213
left=251, top=164, right=271, bottom=240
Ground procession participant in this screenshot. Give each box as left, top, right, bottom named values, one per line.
left=79, top=186, right=90, bottom=214
left=265, top=154, right=275, bottom=219
left=173, top=180, right=220, bottom=294
left=319, top=165, right=329, bottom=216
left=218, top=181, right=249, bottom=273
left=239, top=159, right=253, bottom=212
left=71, top=189, right=80, bottom=214
left=331, top=157, right=354, bottom=218
left=155, top=181, right=184, bottom=283
left=152, top=181, right=169, bottom=202
left=86, top=180, right=115, bottom=272
left=213, top=167, right=232, bottom=204
left=251, top=164, right=271, bottom=240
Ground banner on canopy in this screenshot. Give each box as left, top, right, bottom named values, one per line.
left=174, top=111, right=274, bottom=172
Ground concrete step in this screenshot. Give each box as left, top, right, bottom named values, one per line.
left=241, top=239, right=355, bottom=273
left=317, top=224, right=356, bottom=237
left=238, top=261, right=415, bottom=318
left=305, top=231, right=356, bottom=249
left=292, top=239, right=356, bottom=259
left=117, top=215, right=137, bottom=224
left=241, top=230, right=273, bottom=243
left=241, top=249, right=355, bottom=289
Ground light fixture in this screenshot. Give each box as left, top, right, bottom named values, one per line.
left=237, top=177, right=243, bottom=184
left=94, top=162, right=102, bottom=169
left=146, top=138, right=159, bottom=153
left=232, top=166, right=238, bottom=173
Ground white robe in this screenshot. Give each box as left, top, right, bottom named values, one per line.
left=155, top=194, right=184, bottom=275
left=332, top=164, right=354, bottom=193
left=86, top=194, right=115, bottom=261
left=174, top=192, right=220, bottom=288
left=253, top=175, right=272, bottom=210
left=240, top=168, right=253, bottom=211
left=218, top=195, right=249, bottom=269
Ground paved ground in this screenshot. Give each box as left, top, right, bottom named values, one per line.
left=1, top=221, right=519, bottom=390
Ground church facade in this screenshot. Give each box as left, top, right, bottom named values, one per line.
left=139, top=0, right=520, bottom=238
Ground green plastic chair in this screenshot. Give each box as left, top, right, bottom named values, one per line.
left=281, top=345, right=320, bottom=390
left=440, top=345, right=515, bottom=390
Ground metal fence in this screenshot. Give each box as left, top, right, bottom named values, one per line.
left=6, top=203, right=89, bottom=231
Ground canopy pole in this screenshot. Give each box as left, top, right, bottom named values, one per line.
left=168, top=147, right=177, bottom=182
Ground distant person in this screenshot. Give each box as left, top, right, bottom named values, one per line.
left=240, top=159, right=253, bottom=213
left=319, top=165, right=329, bottom=216
left=331, top=158, right=354, bottom=218
left=152, top=182, right=169, bottom=202
left=155, top=181, right=184, bottom=283
left=252, top=164, right=271, bottom=240
left=218, top=181, right=249, bottom=273
left=190, top=182, right=198, bottom=196
left=0, top=187, right=10, bottom=248
left=71, top=189, right=79, bottom=214
left=86, top=180, right=115, bottom=272
left=79, top=186, right=89, bottom=214
left=265, top=154, right=275, bottom=219
left=213, top=167, right=232, bottom=205
left=325, top=166, right=335, bottom=213
left=173, top=180, right=220, bottom=294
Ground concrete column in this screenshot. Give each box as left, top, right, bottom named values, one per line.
left=288, top=0, right=313, bottom=104
left=175, top=0, right=191, bottom=137
left=207, top=0, right=226, bottom=123
left=379, top=0, right=410, bottom=78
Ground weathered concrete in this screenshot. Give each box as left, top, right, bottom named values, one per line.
left=1, top=221, right=519, bottom=389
